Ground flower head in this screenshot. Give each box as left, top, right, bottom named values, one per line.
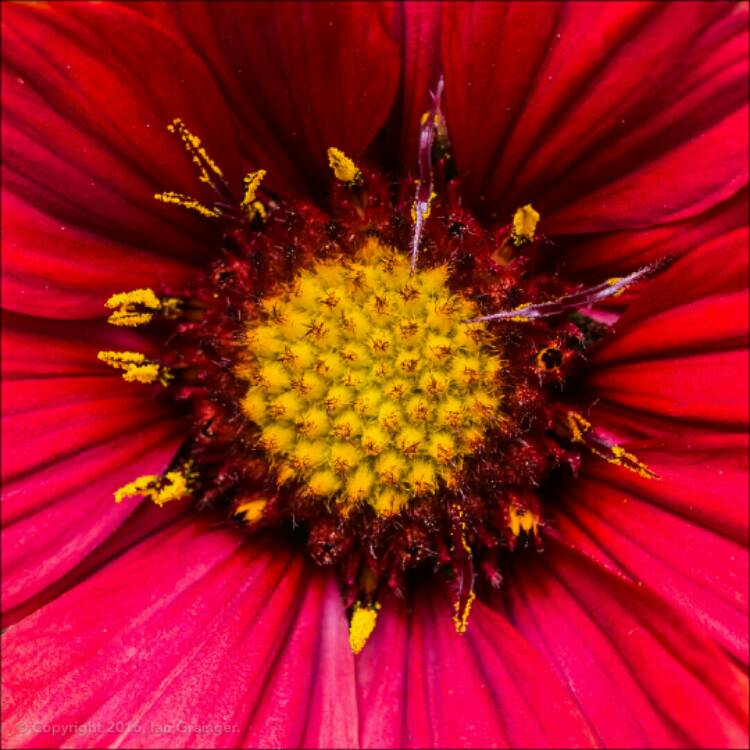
left=2, top=2, right=748, bottom=748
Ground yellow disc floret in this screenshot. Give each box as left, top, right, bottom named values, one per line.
left=238, top=238, right=503, bottom=515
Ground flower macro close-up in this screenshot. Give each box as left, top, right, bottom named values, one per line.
left=1, top=1, right=749, bottom=748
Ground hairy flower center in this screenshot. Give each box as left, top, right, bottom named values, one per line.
left=237, top=238, right=503, bottom=516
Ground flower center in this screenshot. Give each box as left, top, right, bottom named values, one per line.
left=99, top=107, right=659, bottom=654
left=237, top=238, right=503, bottom=516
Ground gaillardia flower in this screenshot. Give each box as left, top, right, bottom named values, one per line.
left=2, top=2, right=748, bottom=748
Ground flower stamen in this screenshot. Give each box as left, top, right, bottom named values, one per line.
left=470, top=262, right=658, bottom=323
left=241, top=169, right=267, bottom=221
left=327, top=147, right=362, bottom=185
left=453, top=589, right=476, bottom=634
left=115, top=463, right=195, bottom=506
left=167, top=117, right=225, bottom=187
left=97, top=350, right=172, bottom=386
left=511, top=203, right=541, bottom=245
left=105, top=288, right=182, bottom=327
left=563, top=410, right=659, bottom=479
left=410, top=76, right=444, bottom=272
left=153, top=190, right=221, bottom=218
left=349, top=601, right=380, bottom=654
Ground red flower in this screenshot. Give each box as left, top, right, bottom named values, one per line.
left=2, top=2, right=748, bottom=748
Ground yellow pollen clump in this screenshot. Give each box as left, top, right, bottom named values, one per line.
left=453, top=590, right=476, bottom=634
left=327, top=147, right=362, bottom=185
left=563, top=410, right=658, bottom=480
left=105, top=288, right=182, bottom=327
left=167, top=118, right=224, bottom=184
left=349, top=601, right=381, bottom=654
left=153, top=190, right=221, bottom=219
left=511, top=203, right=540, bottom=245
left=97, top=350, right=172, bottom=387
left=115, top=464, right=195, bottom=507
left=508, top=505, right=540, bottom=538
left=238, top=238, right=504, bottom=515
left=241, top=169, right=267, bottom=221
left=235, top=498, right=268, bottom=523
left=411, top=187, right=437, bottom=222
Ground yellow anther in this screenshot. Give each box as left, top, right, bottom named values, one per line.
left=241, top=169, right=267, bottom=221
left=504, top=302, right=535, bottom=323
left=97, top=350, right=172, bottom=386
left=375, top=488, right=408, bottom=515
left=411, top=188, right=437, bottom=222
left=395, top=425, right=424, bottom=456
left=453, top=589, right=476, bottom=634
left=154, top=190, right=220, bottom=218
left=332, top=410, right=362, bottom=440
left=105, top=288, right=159, bottom=326
left=564, top=411, right=658, bottom=479
left=105, top=288, right=182, bottom=327
left=167, top=118, right=224, bottom=184
left=589, top=444, right=660, bottom=480
left=327, top=147, right=362, bottom=184
left=536, top=346, right=562, bottom=372
left=349, top=601, right=381, bottom=654
left=428, top=432, right=456, bottom=464
left=419, top=110, right=448, bottom=143
left=293, top=440, right=327, bottom=472
left=258, top=362, right=291, bottom=393
left=565, top=411, right=592, bottom=443
left=296, top=408, right=330, bottom=439
left=235, top=498, right=267, bottom=523
left=115, top=464, right=194, bottom=507
left=508, top=505, right=540, bottom=538
left=605, top=276, right=626, bottom=296
left=242, top=389, right=267, bottom=423
left=361, top=424, right=388, bottom=456
left=153, top=119, right=233, bottom=218
left=511, top=204, right=540, bottom=245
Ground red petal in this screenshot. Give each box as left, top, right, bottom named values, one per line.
left=443, top=2, right=748, bottom=230
left=1, top=417, right=181, bottom=614
left=554, top=187, right=748, bottom=278
left=2, top=2, right=239, bottom=313
left=356, top=588, right=596, bottom=748
left=2, top=376, right=176, bottom=482
left=2, top=313, right=165, bottom=380
left=1, top=519, right=356, bottom=749
left=505, top=543, right=749, bottom=747
left=2, top=496, right=189, bottom=628
left=544, top=104, right=748, bottom=233
left=604, top=226, right=749, bottom=330
left=442, top=1, right=560, bottom=207
left=1, top=316, right=183, bottom=612
left=555, top=453, right=748, bottom=659
left=141, top=1, right=401, bottom=196
left=588, top=229, right=749, bottom=426
left=594, top=290, right=747, bottom=364
left=2, top=192, right=197, bottom=319
left=589, top=349, right=747, bottom=426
